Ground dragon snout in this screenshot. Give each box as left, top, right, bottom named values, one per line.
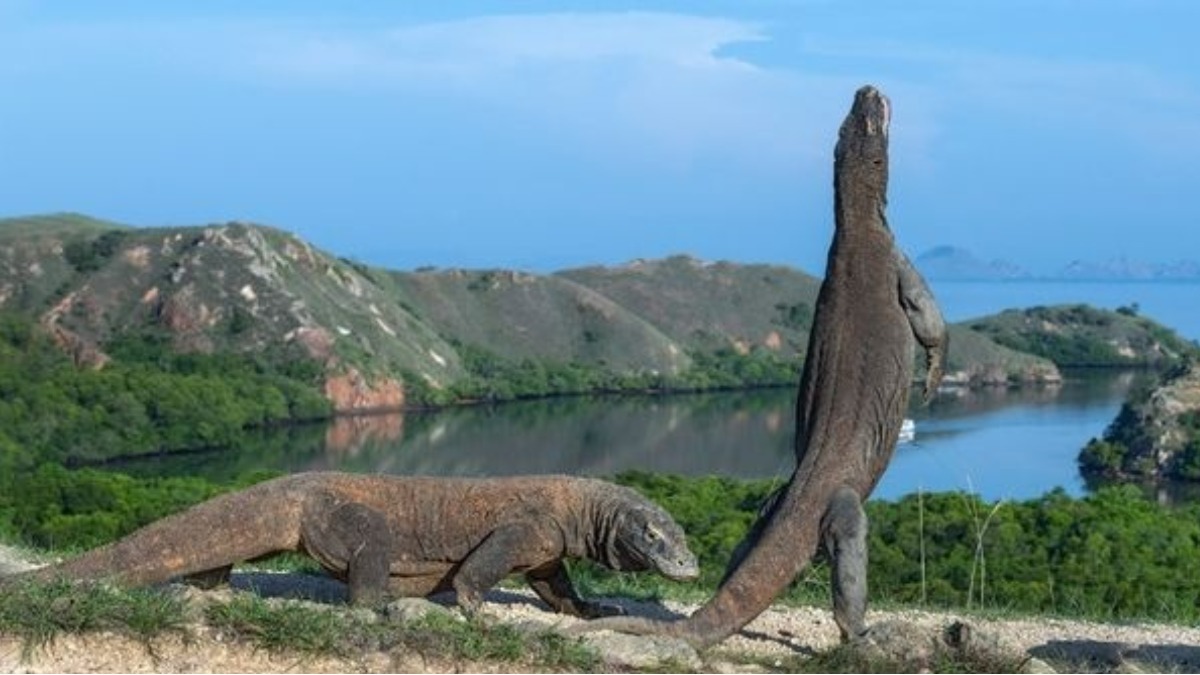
left=657, top=548, right=700, bottom=581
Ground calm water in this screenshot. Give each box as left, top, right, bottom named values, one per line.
left=114, top=281, right=1195, bottom=501
left=117, top=370, right=1149, bottom=503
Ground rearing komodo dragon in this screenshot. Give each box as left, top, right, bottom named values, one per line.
left=576, top=85, right=947, bottom=647
left=3, top=471, right=699, bottom=618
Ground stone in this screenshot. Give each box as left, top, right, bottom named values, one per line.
left=582, top=630, right=702, bottom=671
left=384, top=597, right=459, bottom=624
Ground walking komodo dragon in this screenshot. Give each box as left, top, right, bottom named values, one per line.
left=576, top=86, right=948, bottom=647
left=3, top=471, right=700, bottom=618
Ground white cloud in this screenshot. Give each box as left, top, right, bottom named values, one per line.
left=236, top=13, right=822, bottom=169
left=217, top=13, right=769, bottom=89
left=800, top=37, right=1200, bottom=158
left=0, top=11, right=939, bottom=174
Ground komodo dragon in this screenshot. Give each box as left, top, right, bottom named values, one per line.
left=3, top=471, right=699, bottom=617
left=575, top=85, right=947, bottom=647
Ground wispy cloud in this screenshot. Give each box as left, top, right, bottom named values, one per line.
left=801, top=37, right=1200, bottom=158
left=237, top=13, right=832, bottom=170
left=253, top=13, right=768, bottom=83
left=1, top=12, right=831, bottom=169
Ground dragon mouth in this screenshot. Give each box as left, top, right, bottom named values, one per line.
left=657, top=555, right=701, bottom=581
left=859, top=86, right=891, bottom=137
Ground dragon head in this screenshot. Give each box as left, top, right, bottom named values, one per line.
left=833, top=85, right=892, bottom=230
left=608, top=501, right=700, bottom=582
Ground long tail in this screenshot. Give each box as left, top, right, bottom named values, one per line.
left=574, top=472, right=826, bottom=649
left=5, top=477, right=305, bottom=589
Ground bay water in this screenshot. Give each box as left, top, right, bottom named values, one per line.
left=115, top=281, right=1197, bottom=502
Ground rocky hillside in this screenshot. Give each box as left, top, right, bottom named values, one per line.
left=1080, top=362, right=1200, bottom=481
left=0, top=214, right=1064, bottom=411
left=0, top=214, right=460, bottom=411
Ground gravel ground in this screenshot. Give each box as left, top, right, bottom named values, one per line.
left=4, top=547, right=1200, bottom=673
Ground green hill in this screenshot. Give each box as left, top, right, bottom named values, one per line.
left=0, top=214, right=1069, bottom=410
left=559, top=255, right=822, bottom=357
left=561, top=256, right=1061, bottom=386
left=964, top=304, right=1199, bottom=368
left=0, top=213, right=127, bottom=313
left=382, top=268, right=688, bottom=375
left=0, top=220, right=462, bottom=409
left=938, top=324, right=1059, bottom=386
left=0, top=212, right=124, bottom=240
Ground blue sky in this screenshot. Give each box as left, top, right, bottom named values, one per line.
left=1, top=1, right=1197, bottom=275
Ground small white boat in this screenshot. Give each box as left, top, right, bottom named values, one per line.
left=897, top=418, right=916, bottom=444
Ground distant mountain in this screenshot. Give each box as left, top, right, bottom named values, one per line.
left=1058, top=257, right=1200, bottom=281
left=916, top=244, right=1200, bottom=282
left=915, top=246, right=1031, bottom=281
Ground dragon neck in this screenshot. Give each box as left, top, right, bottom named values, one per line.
left=578, top=487, right=629, bottom=571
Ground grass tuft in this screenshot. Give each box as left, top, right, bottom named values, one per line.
left=205, top=595, right=353, bottom=656
left=204, top=592, right=599, bottom=671
left=0, top=579, right=189, bottom=658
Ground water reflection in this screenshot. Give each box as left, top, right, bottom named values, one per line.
left=115, top=370, right=1163, bottom=502
left=355, top=392, right=797, bottom=479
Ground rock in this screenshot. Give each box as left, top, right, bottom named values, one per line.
left=383, top=597, right=459, bottom=624
left=707, top=659, right=775, bottom=673
left=857, top=619, right=1035, bottom=672
left=860, top=619, right=942, bottom=666
left=1021, top=656, right=1058, bottom=674
left=323, top=366, right=404, bottom=414
left=582, top=630, right=702, bottom=671
left=943, top=620, right=1025, bottom=662
left=0, top=544, right=37, bottom=575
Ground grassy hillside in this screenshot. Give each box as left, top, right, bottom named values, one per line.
left=0, top=212, right=124, bottom=241
left=0, top=220, right=463, bottom=402
left=965, top=304, right=1199, bottom=368
left=562, top=255, right=1060, bottom=386
left=560, top=255, right=822, bottom=358
left=941, top=324, right=1061, bottom=386
left=0, top=214, right=126, bottom=313
left=383, top=268, right=688, bottom=375
left=0, top=214, right=1070, bottom=409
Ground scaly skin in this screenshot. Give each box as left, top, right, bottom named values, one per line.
left=3, top=472, right=699, bottom=617
left=573, top=85, right=947, bottom=647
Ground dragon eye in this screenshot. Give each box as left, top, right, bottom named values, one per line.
left=645, top=525, right=662, bottom=542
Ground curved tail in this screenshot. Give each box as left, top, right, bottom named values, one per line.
left=6, top=478, right=304, bottom=589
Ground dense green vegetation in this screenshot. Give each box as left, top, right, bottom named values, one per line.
left=967, top=304, right=1199, bottom=368
left=609, top=472, right=1200, bottom=622
left=0, top=313, right=328, bottom=547
left=62, top=230, right=129, bottom=273
left=6, top=464, right=1200, bottom=629
left=0, top=316, right=329, bottom=465
left=405, top=341, right=799, bottom=407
